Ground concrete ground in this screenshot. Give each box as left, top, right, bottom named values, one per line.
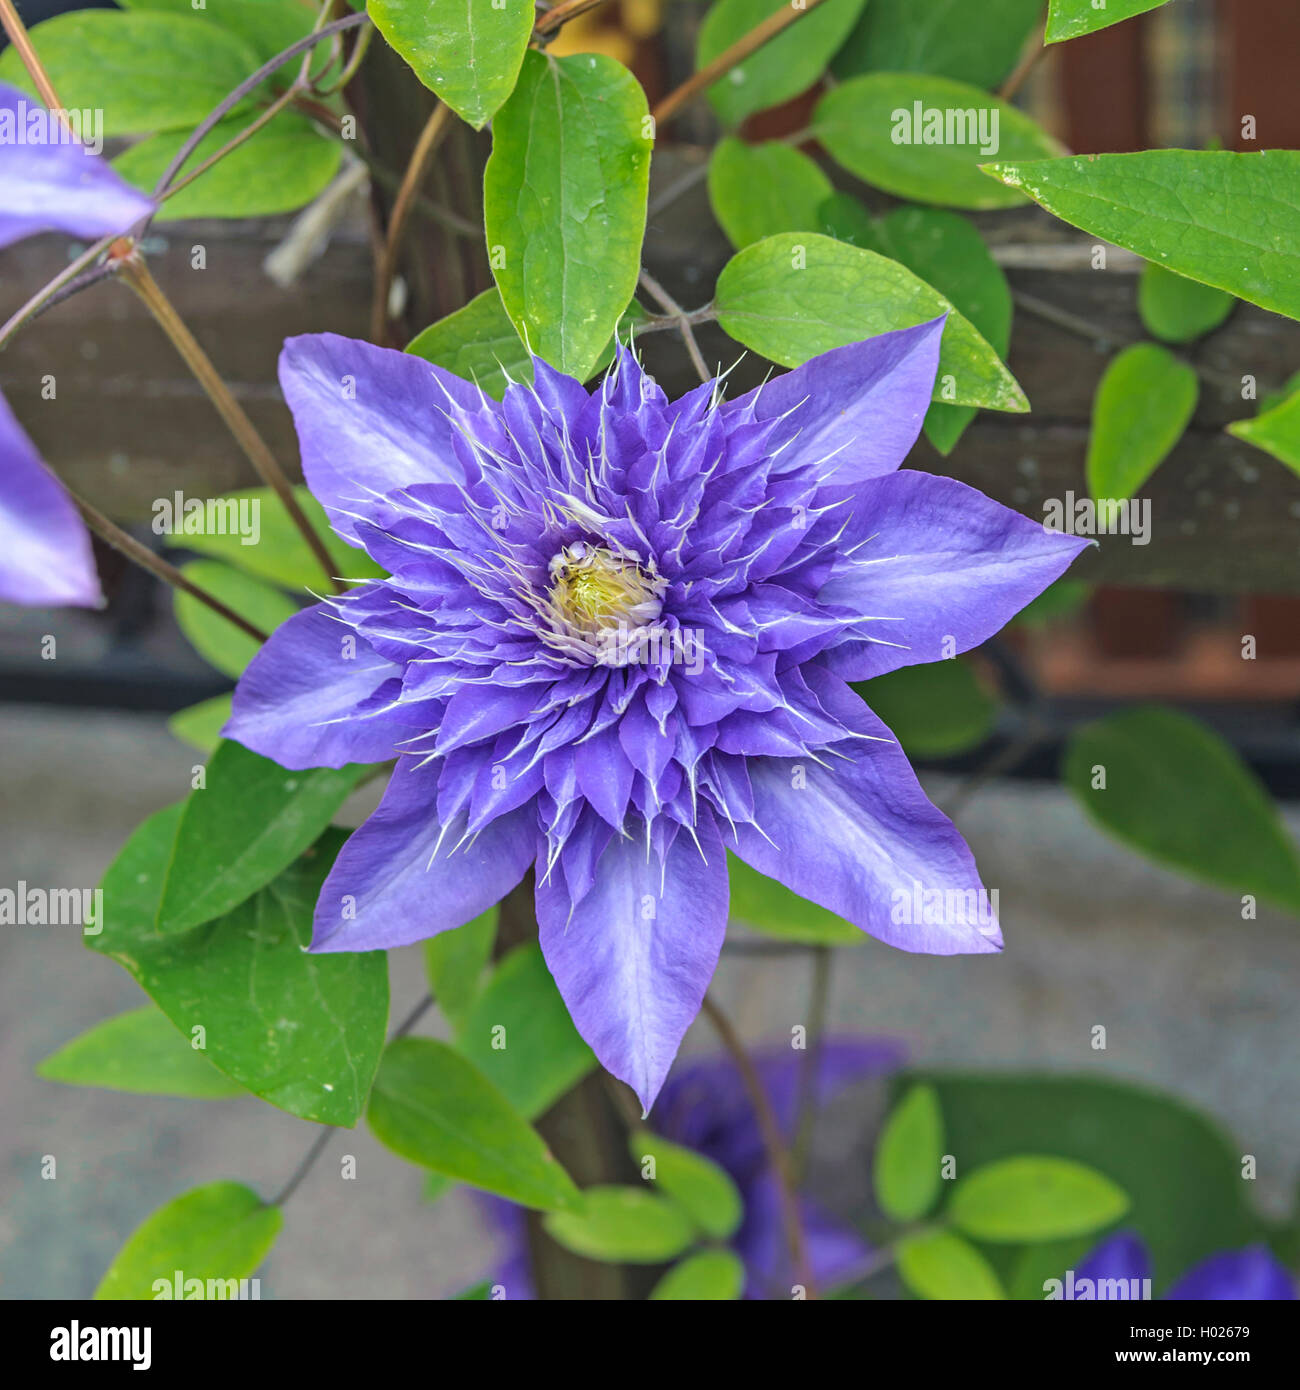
left=2, top=704, right=1297, bottom=1299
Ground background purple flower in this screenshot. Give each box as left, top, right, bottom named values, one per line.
left=0, top=390, right=100, bottom=608
left=481, top=1037, right=906, bottom=1299
left=1076, top=1231, right=1296, bottom=1300
left=0, top=78, right=154, bottom=609
left=0, top=81, right=153, bottom=248
left=228, top=324, right=1087, bottom=1110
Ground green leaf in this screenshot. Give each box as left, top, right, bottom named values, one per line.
left=424, top=910, right=497, bottom=1032
left=168, top=487, right=384, bottom=591
left=0, top=11, right=260, bottom=136
left=816, top=192, right=886, bottom=253
left=114, top=113, right=342, bottom=221
left=1063, top=706, right=1300, bottom=914
left=91, top=814, right=389, bottom=1126
left=902, top=1072, right=1265, bottom=1289
left=728, top=853, right=863, bottom=945
left=168, top=695, right=232, bottom=755
left=156, top=740, right=364, bottom=935
left=714, top=232, right=1028, bottom=412
left=1013, top=578, right=1091, bottom=628
left=94, top=1181, right=280, bottom=1300
left=37, top=1006, right=243, bottom=1099
left=873, top=206, right=1012, bottom=452
left=817, top=74, right=1063, bottom=210
left=405, top=289, right=644, bottom=401
left=630, top=1131, right=744, bottom=1240
left=983, top=151, right=1300, bottom=322
left=120, top=0, right=318, bottom=65
left=950, top=1156, right=1129, bottom=1242
left=834, top=0, right=1046, bottom=89
left=650, top=1249, right=745, bottom=1301
left=367, top=0, right=534, bottom=129
left=453, top=1279, right=493, bottom=1300
left=708, top=137, right=833, bottom=251
left=1260, top=369, right=1300, bottom=416
left=455, top=943, right=596, bottom=1119
left=1138, top=262, right=1235, bottom=344
left=1228, top=385, right=1300, bottom=479
left=873, top=1084, right=945, bottom=1222
left=856, top=660, right=998, bottom=759
left=1085, top=343, right=1197, bottom=500
left=697, top=0, right=867, bottom=127
left=173, top=561, right=298, bottom=678
left=483, top=50, right=651, bottom=379
left=543, top=1186, right=696, bottom=1263
left=897, top=1229, right=1004, bottom=1300
left=367, top=1037, right=582, bottom=1211
left=1046, top=0, right=1173, bottom=44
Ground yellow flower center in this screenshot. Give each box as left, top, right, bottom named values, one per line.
left=546, top=542, right=665, bottom=652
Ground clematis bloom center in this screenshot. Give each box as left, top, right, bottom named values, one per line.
left=545, top=541, right=665, bottom=652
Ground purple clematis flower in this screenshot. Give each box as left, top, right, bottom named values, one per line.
left=482, top=1038, right=906, bottom=1299
left=227, top=320, right=1087, bottom=1109
left=0, top=80, right=153, bottom=607
left=1075, top=1232, right=1296, bottom=1301
left=0, top=392, right=101, bottom=607
left=0, top=82, right=153, bottom=249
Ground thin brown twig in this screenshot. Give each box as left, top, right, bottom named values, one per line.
left=701, top=994, right=817, bottom=1298
left=161, top=87, right=302, bottom=203
left=536, top=0, right=613, bottom=36
left=998, top=18, right=1049, bottom=104
left=118, top=255, right=344, bottom=595
left=0, top=234, right=117, bottom=349
left=791, top=944, right=832, bottom=1182
left=652, top=0, right=830, bottom=125
left=0, top=0, right=67, bottom=116
left=72, top=495, right=268, bottom=642
left=638, top=268, right=711, bottom=384
left=372, top=102, right=456, bottom=343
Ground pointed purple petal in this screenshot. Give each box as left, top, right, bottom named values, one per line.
left=225, top=599, right=405, bottom=769
left=312, top=759, right=536, bottom=952
left=1076, top=1231, right=1151, bottom=1287
left=728, top=711, right=1001, bottom=955
left=0, top=391, right=100, bottom=607
left=278, top=333, right=497, bottom=545
left=724, top=319, right=944, bottom=484
left=0, top=84, right=153, bottom=248
left=821, top=470, right=1089, bottom=679
left=1166, top=1247, right=1297, bottom=1301
left=535, top=813, right=729, bottom=1113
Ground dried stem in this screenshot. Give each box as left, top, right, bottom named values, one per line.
left=652, top=0, right=830, bottom=125
left=72, top=495, right=268, bottom=643
left=0, top=234, right=117, bottom=349
left=150, top=10, right=370, bottom=201
left=791, top=944, right=832, bottom=1181
left=118, top=255, right=343, bottom=595
left=536, top=0, right=613, bottom=36
left=371, top=101, right=456, bottom=343
left=638, top=268, right=711, bottom=384
left=998, top=19, right=1049, bottom=104
left=0, top=0, right=67, bottom=115
left=701, top=994, right=818, bottom=1298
